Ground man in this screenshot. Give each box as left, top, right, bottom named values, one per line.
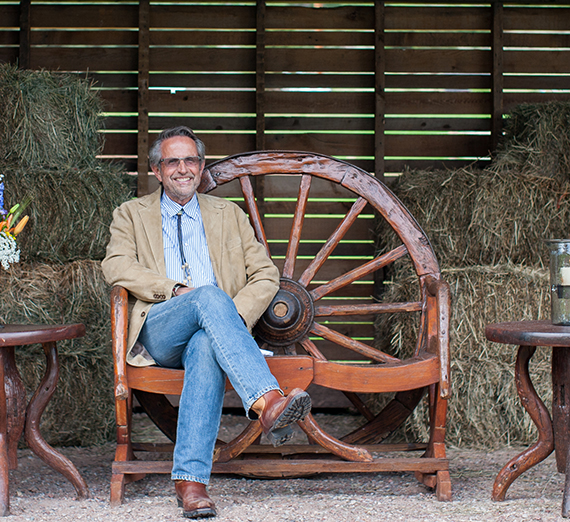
left=102, top=126, right=311, bottom=519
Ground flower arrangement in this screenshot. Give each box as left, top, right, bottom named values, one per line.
left=0, top=174, right=30, bottom=270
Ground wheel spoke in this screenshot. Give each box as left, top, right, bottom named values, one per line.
left=239, top=175, right=270, bottom=257
left=298, top=337, right=327, bottom=361
left=311, top=322, right=400, bottom=363
left=283, top=174, right=312, bottom=279
left=314, top=301, right=422, bottom=317
left=298, top=197, right=368, bottom=287
left=310, top=244, right=408, bottom=301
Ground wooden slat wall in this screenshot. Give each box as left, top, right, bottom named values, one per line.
left=2, top=1, right=570, bottom=177
left=1, top=0, right=569, bottom=366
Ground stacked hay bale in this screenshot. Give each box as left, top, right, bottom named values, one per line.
left=376, top=101, right=570, bottom=448
left=0, top=64, right=132, bottom=446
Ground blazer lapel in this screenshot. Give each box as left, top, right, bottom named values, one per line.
left=139, top=189, right=167, bottom=276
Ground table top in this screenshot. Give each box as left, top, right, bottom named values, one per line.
left=486, top=320, right=570, bottom=347
left=0, top=324, right=86, bottom=347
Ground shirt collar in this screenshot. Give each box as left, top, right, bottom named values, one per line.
left=161, top=192, right=200, bottom=220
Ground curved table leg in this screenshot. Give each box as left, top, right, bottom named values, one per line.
left=23, top=342, right=89, bottom=500
left=0, top=351, right=10, bottom=516
left=492, top=345, right=554, bottom=501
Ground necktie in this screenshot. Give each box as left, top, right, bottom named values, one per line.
left=177, top=209, right=192, bottom=287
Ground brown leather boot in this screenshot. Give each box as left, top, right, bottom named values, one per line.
left=259, top=388, right=311, bottom=447
left=175, top=480, right=217, bottom=519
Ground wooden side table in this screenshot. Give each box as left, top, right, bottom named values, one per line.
left=485, top=320, right=570, bottom=517
left=0, top=324, right=89, bottom=516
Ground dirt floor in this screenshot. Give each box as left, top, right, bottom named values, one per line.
left=5, top=414, right=569, bottom=521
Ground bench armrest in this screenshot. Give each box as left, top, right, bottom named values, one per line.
left=425, top=275, right=451, bottom=400
left=111, top=285, right=129, bottom=401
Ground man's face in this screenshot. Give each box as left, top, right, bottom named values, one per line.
left=151, top=136, right=204, bottom=206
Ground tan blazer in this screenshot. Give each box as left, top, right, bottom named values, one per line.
left=102, top=188, right=280, bottom=366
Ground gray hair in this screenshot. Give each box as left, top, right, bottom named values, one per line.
left=148, top=126, right=206, bottom=167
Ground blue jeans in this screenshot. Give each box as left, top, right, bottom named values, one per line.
left=137, top=285, right=280, bottom=484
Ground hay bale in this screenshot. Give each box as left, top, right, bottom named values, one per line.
left=382, top=167, right=570, bottom=267
left=375, top=264, right=551, bottom=448
left=1, top=162, right=131, bottom=263
left=0, top=64, right=104, bottom=169
left=494, top=101, right=570, bottom=182
left=379, top=167, right=481, bottom=267
left=470, top=170, right=570, bottom=266
left=0, top=260, right=114, bottom=446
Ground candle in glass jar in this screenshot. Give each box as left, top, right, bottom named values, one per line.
left=561, top=267, right=570, bottom=286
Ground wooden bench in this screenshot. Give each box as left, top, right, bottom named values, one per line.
left=110, top=151, right=452, bottom=505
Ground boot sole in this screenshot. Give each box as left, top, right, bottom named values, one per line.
left=266, top=392, right=311, bottom=447
left=177, top=499, right=217, bottom=519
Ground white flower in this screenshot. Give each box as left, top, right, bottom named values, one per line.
left=0, top=232, right=20, bottom=270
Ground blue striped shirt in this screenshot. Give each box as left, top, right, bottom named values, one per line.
left=161, top=193, right=218, bottom=289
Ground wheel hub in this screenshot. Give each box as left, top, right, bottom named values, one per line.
left=254, top=278, right=314, bottom=347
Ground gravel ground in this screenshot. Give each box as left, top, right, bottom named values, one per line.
left=5, top=414, right=568, bottom=521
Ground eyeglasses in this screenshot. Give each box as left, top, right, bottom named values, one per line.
left=158, top=156, right=202, bottom=169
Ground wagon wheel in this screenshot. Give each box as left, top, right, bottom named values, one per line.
left=135, top=151, right=444, bottom=449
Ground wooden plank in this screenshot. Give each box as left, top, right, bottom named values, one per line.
left=504, top=76, right=570, bottom=91
left=504, top=92, right=570, bottom=112
left=505, top=32, right=570, bottom=48
left=375, top=1, right=385, bottom=180
left=149, top=73, right=255, bottom=89
left=385, top=158, right=490, bottom=173
left=386, top=74, right=492, bottom=90
left=492, top=2, right=504, bottom=152
left=256, top=0, right=266, bottom=151
left=138, top=0, right=150, bottom=196
left=0, top=49, right=18, bottom=64
left=385, top=5, right=491, bottom=31
left=31, top=29, right=138, bottom=46
left=504, top=50, right=570, bottom=74
left=504, top=6, right=570, bottom=32
left=266, top=5, right=373, bottom=30
left=265, top=91, right=491, bottom=115
left=30, top=4, right=138, bottom=28
left=29, top=47, right=137, bottom=71
left=99, top=90, right=138, bottom=113
left=90, top=73, right=138, bottom=89
left=114, top=457, right=448, bottom=475
left=150, top=30, right=255, bottom=46
left=0, top=32, right=18, bottom=46
left=264, top=48, right=490, bottom=74
left=151, top=4, right=255, bottom=29
left=148, top=116, right=256, bottom=133
left=149, top=47, right=255, bottom=72
left=383, top=91, right=492, bottom=115
left=19, top=0, right=30, bottom=69
left=147, top=90, right=256, bottom=113
left=265, top=30, right=490, bottom=48
left=261, top=133, right=490, bottom=159
left=0, top=6, right=19, bottom=26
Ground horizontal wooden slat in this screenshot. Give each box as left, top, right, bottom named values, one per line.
left=31, top=30, right=138, bottom=46
left=385, top=6, right=491, bottom=31
left=0, top=51, right=17, bottom=64
left=151, top=5, right=255, bottom=29
left=504, top=6, right=570, bottom=32
left=505, top=32, right=570, bottom=48
left=115, top=456, right=448, bottom=475
left=29, top=47, right=136, bottom=71
left=150, top=47, right=255, bottom=72
left=31, top=5, right=138, bottom=28
left=0, top=32, right=18, bottom=46
left=504, top=50, right=570, bottom=74
left=264, top=48, right=490, bottom=74
left=0, top=6, right=21, bottom=27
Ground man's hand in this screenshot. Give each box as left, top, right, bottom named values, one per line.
left=174, top=285, right=194, bottom=297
